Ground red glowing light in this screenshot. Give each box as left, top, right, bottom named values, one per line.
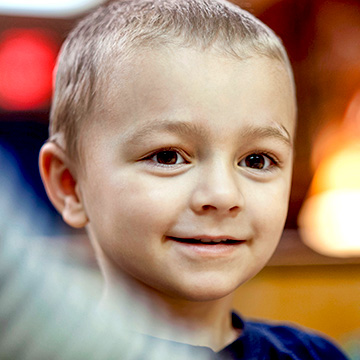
left=0, top=29, right=58, bottom=111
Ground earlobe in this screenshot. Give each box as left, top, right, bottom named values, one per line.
left=39, top=142, right=88, bottom=228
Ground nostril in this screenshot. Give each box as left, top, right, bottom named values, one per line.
left=201, top=204, right=240, bottom=212
left=202, top=205, right=214, bottom=211
left=229, top=205, right=240, bottom=212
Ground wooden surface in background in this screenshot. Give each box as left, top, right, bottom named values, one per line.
left=233, top=263, right=360, bottom=344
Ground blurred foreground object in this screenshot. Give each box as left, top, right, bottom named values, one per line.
left=0, top=145, right=207, bottom=360
left=0, top=0, right=106, bottom=17
left=299, top=92, right=360, bottom=258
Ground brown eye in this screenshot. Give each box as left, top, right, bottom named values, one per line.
left=152, top=150, right=185, bottom=165
left=239, top=154, right=272, bottom=170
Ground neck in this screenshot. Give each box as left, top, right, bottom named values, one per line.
left=97, top=255, right=239, bottom=352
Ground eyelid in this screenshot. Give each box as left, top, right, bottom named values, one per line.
left=238, top=151, right=281, bottom=170
left=259, top=152, right=280, bottom=166
left=141, top=147, right=190, bottom=166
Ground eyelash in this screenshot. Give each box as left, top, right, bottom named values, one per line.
left=141, top=147, right=189, bottom=167
left=238, top=151, right=280, bottom=171
left=141, top=148, right=280, bottom=171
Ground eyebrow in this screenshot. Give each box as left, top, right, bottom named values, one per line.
left=122, top=119, right=211, bottom=145
left=122, top=119, right=292, bottom=147
left=241, top=123, right=293, bottom=147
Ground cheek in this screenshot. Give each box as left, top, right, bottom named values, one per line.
left=248, top=180, right=290, bottom=235
left=88, top=175, right=188, bottom=237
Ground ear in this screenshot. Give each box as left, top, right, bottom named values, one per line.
left=39, top=142, right=88, bottom=228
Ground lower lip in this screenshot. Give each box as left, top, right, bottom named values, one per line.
left=167, top=237, right=245, bottom=257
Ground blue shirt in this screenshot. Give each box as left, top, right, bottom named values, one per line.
left=216, top=313, right=349, bottom=359
left=142, top=313, right=349, bottom=359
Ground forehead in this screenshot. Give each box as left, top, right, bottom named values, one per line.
left=87, top=47, right=296, bottom=149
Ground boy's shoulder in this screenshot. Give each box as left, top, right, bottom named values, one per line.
left=219, top=312, right=349, bottom=360
left=134, top=313, right=349, bottom=360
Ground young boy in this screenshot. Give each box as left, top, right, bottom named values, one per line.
left=39, top=0, right=349, bottom=358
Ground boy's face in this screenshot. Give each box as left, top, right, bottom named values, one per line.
left=77, top=47, right=296, bottom=301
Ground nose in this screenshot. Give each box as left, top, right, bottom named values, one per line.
left=190, top=160, right=244, bottom=215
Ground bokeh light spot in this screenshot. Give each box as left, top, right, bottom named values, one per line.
left=0, top=29, right=58, bottom=111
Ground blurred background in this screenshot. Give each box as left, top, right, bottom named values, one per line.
left=0, top=0, right=359, bottom=358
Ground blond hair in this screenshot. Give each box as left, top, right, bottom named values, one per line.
left=50, top=0, right=292, bottom=161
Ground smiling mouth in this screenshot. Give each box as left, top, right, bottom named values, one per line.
left=167, top=236, right=244, bottom=245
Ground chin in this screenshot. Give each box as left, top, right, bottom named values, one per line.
left=163, top=280, right=241, bottom=303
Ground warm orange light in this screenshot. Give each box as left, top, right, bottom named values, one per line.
left=299, top=190, right=360, bottom=257
left=299, top=89, right=360, bottom=258
left=310, top=141, right=360, bottom=194
left=298, top=139, right=360, bottom=257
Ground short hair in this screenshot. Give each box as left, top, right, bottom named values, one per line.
left=50, top=0, right=292, bottom=161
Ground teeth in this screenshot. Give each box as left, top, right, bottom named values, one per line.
left=196, top=238, right=228, bottom=243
